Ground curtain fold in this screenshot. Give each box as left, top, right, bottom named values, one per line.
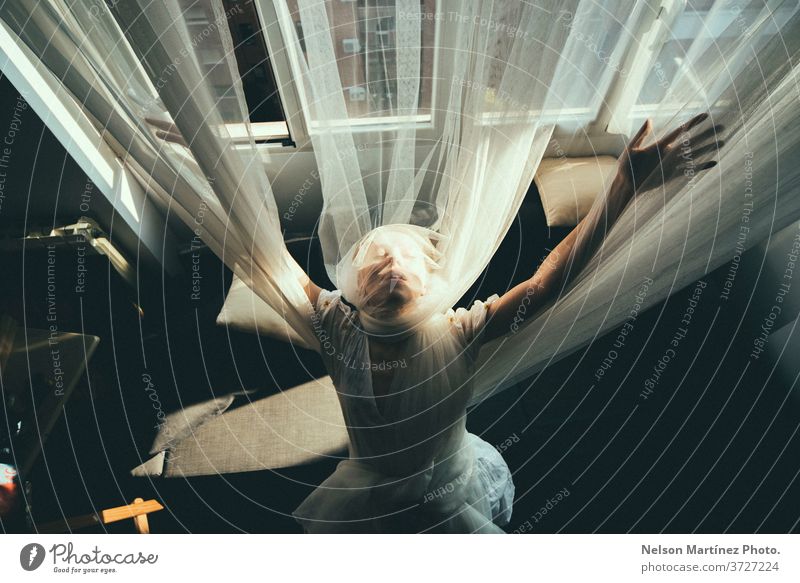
left=286, top=0, right=645, bottom=319
left=2, top=0, right=798, bottom=408
left=472, top=0, right=800, bottom=402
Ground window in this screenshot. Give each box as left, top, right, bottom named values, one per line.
left=225, top=0, right=700, bottom=154
left=178, top=0, right=438, bottom=146
left=277, top=0, right=437, bottom=128
left=178, top=0, right=291, bottom=144
left=223, top=0, right=287, bottom=125
left=614, top=0, right=799, bottom=127
left=348, top=86, right=367, bottom=101
left=635, top=1, right=741, bottom=110
left=342, top=38, right=361, bottom=54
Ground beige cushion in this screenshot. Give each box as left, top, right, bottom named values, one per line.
left=130, top=377, right=347, bottom=476
left=534, top=156, right=618, bottom=227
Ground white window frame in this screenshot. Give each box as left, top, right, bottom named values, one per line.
left=601, top=0, right=769, bottom=135
left=254, top=0, right=444, bottom=150
left=254, top=0, right=311, bottom=148
left=0, top=17, right=180, bottom=274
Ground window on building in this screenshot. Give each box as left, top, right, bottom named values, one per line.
left=282, top=0, right=436, bottom=126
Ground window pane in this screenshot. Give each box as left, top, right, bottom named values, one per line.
left=636, top=1, right=799, bottom=109
left=222, top=0, right=287, bottom=123
left=477, top=3, right=632, bottom=125
left=285, top=0, right=436, bottom=122
left=179, top=0, right=287, bottom=130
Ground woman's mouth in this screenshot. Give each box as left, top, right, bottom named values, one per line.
left=381, top=268, right=406, bottom=280
left=386, top=272, right=406, bottom=292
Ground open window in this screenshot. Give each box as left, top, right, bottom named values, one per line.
left=252, top=0, right=438, bottom=148
left=236, top=1, right=676, bottom=153
left=607, top=0, right=800, bottom=134
left=213, top=0, right=766, bottom=152
left=179, top=0, right=292, bottom=144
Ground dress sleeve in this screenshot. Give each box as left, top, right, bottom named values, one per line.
left=447, top=294, right=500, bottom=362
left=315, top=288, right=344, bottom=316
left=312, top=289, right=355, bottom=363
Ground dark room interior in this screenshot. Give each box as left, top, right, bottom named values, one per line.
left=1, top=71, right=797, bottom=535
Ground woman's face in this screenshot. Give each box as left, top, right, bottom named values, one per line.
left=356, top=230, right=430, bottom=314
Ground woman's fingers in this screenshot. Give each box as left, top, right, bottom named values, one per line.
left=686, top=111, right=710, bottom=130
left=689, top=124, right=725, bottom=147
left=688, top=140, right=725, bottom=158
left=659, top=112, right=710, bottom=148
left=628, top=118, right=653, bottom=149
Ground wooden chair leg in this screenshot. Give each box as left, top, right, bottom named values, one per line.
left=132, top=497, right=150, bottom=534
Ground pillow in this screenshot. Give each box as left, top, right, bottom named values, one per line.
left=534, top=156, right=618, bottom=227
left=216, top=275, right=315, bottom=350
left=131, top=378, right=348, bottom=476
left=148, top=394, right=238, bottom=455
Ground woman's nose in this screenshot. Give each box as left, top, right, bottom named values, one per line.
left=379, top=255, right=403, bottom=275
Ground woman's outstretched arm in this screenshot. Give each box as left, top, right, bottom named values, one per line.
left=482, top=113, right=721, bottom=342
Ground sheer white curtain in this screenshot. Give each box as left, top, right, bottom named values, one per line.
left=472, top=0, right=800, bottom=402
left=286, top=0, right=645, bottom=322
left=2, top=0, right=799, bottom=406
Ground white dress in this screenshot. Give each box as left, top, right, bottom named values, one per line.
left=293, top=289, right=515, bottom=533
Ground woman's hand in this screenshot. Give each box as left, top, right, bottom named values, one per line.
left=484, top=113, right=724, bottom=342
left=617, top=113, right=723, bottom=196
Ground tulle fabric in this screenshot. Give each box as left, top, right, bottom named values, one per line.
left=293, top=432, right=514, bottom=533
left=472, top=4, right=800, bottom=402
left=288, top=0, right=640, bottom=321
left=295, top=290, right=513, bottom=533
left=335, top=224, right=448, bottom=337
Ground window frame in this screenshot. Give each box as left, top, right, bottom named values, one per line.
left=254, top=0, right=311, bottom=148
left=602, top=0, right=764, bottom=135
left=0, top=17, right=180, bottom=274
left=254, top=0, right=445, bottom=150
